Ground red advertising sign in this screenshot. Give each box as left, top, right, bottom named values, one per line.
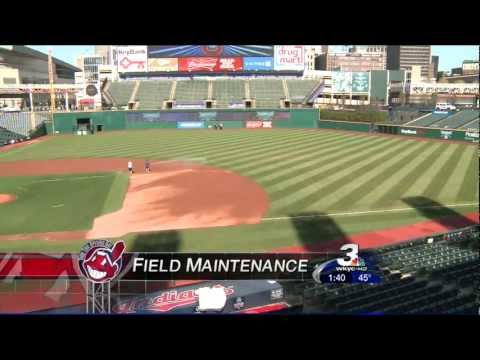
left=246, top=121, right=263, bottom=128
left=215, top=57, right=243, bottom=72
left=246, top=121, right=273, bottom=128
left=177, top=57, right=243, bottom=72
left=178, top=57, right=218, bottom=72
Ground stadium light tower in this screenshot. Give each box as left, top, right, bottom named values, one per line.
left=48, top=48, right=56, bottom=134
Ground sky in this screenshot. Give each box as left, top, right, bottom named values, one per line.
left=28, top=45, right=479, bottom=71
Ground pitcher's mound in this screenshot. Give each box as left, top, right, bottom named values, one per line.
left=0, top=194, right=16, bottom=204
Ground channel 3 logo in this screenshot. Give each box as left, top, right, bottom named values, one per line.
left=337, top=244, right=360, bottom=267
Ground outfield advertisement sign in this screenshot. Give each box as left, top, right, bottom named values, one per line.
left=332, top=72, right=353, bottom=93
left=400, top=128, right=417, bottom=135
left=177, top=121, right=205, bottom=129
left=117, top=46, right=148, bottom=73
left=243, top=57, right=274, bottom=71
left=464, top=131, right=479, bottom=142
left=274, top=46, right=304, bottom=71
left=246, top=121, right=273, bottom=128
left=440, top=130, right=453, bottom=140
left=351, top=72, right=369, bottom=92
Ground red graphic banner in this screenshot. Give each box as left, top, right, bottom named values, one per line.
left=178, top=57, right=243, bottom=72
left=215, top=57, right=243, bottom=72
left=178, top=57, right=218, bottom=72
left=246, top=121, right=272, bottom=129
left=0, top=254, right=80, bottom=278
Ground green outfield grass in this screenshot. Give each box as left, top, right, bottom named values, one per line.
left=0, top=172, right=128, bottom=234
left=0, top=129, right=477, bottom=251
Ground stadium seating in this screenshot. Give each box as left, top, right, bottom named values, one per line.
left=107, top=81, right=136, bottom=107
left=0, top=126, right=25, bottom=145
left=286, top=80, right=320, bottom=103
left=407, top=112, right=450, bottom=127
left=249, top=79, right=285, bottom=108
left=301, top=227, right=479, bottom=315
left=459, top=118, right=479, bottom=130
left=136, top=81, right=173, bottom=110
left=212, top=79, right=246, bottom=108
left=174, top=80, right=209, bottom=102
left=0, top=112, right=32, bottom=136
left=430, top=110, right=480, bottom=129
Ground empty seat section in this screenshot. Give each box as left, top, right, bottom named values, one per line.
left=175, top=80, right=209, bottom=102
left=136, top=81, right=172, bottom=110
left=286, top=80, right=320, bottom=102
left=408, top=113, right=449, bottom=127
left=249, top=79, right=284, bottom=108
left=107, top=82, right=136, bottom=107
left=432, top=110, right=480, bottom=129
left=212, top=80, right=245, bottom=108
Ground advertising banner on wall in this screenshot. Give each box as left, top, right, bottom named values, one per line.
left=246, top=121, right=273, bottom=128
left=148, top=58, right=178, bottom=72
left=409, top=83, right=479, bottom=95
left=117, top=46, right=148, bottom=73
left=177, top=121, right=205, bottom=129
left=243, top=57, right=274, bottom=71
left=351, top=72, right=369, bottom=92
left=148, top=45, right=274, bottom=58
left=332, top=71, right=353, bottom=93
left=274, top=46, right=304, bottom=71
left=177, top=58, right=243, bottom=72
left=216, top=58, right=243, bottom=72
left=179, top=57, right=218, bottom=72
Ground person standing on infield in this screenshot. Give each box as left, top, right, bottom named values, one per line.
left=145, top=159, right=151, bottom=173
left=128, top=160, right=134, bottom=175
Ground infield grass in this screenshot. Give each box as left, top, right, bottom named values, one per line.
left=0, top=172, right=128, bottom=234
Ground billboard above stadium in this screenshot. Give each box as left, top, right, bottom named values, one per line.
left=178, top=57, right=243, bottom=72
left=148, top=45, right=274, bottom=58
left=243, top=57, right=274, bottom=71
left=117, top=46, right=148, bottom=73
left=274, top=46, right=304, bottom=71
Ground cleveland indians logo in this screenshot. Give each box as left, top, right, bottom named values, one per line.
left=79, top=240, right=125, bottom=283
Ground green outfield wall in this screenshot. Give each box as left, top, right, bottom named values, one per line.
left=318, top=119, right=371, bottom=132
left=317, top=120, right=477, bottom=143
left=49, top=109, right=319, bottom=134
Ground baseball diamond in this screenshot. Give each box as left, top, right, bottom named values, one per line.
left=0, top=127, right=477, bottom=253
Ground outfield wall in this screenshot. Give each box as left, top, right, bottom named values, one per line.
left=49, top=109, right=319, bottom=134
left=318, top=119, right=479, bottom=143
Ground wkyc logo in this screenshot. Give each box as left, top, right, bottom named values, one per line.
left=337, top=244, right=366, bottom=269
left=79, top=240, right=125, bottom=283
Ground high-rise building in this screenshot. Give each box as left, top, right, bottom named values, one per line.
left=304, top=46, right=326, bottom=71
left=462, top=60, right=479, bottom=75
left=94, top=46, right=112, bottom=65
left=387, top=45, right=432, bottom=81
left=75, top=55, right=104, bottom=82
left=431, top=55, right=439, bottom=80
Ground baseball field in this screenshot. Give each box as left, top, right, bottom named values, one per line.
left=0, top=128, right=478, bottom=252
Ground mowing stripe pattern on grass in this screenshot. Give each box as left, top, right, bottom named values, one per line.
left=0, top=130, right=476, bottom=220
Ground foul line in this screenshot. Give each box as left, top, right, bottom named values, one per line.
left=262, top=203, right=479, bottom=221
left=38, top=175, right=111, bottom=183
